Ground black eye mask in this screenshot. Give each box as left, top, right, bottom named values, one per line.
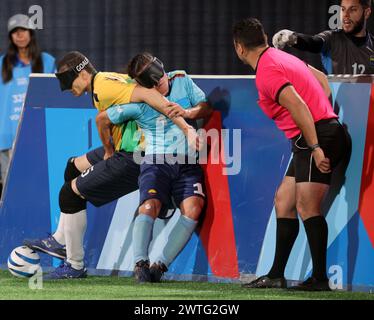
left=135, top=57, right=165, bottom=88
left=55, top=57, right=90, bottom=91
left=55, top=68, right=78, bottom=91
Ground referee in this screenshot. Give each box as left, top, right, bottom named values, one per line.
left=233, top=18, right=350, bottom=291
left=273, top=0, right=374, bottom=74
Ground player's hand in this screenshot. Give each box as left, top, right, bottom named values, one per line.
left=272, top=29, right=297, bottom=49
left=186, top=127, right=204, bottom=152
left=166, top=102, right=187, bottom=119
left=312, top=147, right=331, bottom=173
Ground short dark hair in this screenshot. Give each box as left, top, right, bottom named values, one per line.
left=359, top=0, right=372, bottom=8
left=127, top=52, right=154, bottom=79
left=232, top=17, right=267, bottom=50
left=57, top=51, right=96, bottom=74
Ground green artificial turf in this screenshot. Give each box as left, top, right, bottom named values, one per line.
left=0, top=270, right=373, bottom=300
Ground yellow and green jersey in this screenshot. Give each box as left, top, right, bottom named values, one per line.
left=91, top=72, right=140, bottom=152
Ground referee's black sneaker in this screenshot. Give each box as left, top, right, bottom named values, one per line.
left=242, top=275, right=287, bottom=289
left=134, top=260, right=151, bottom=283
left=288, top=277, right=332, bottom=291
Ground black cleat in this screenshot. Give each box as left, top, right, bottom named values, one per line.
left=288, top=277, right=332, bottom=292
left=242, top=275, right=287, bottom=289
left=133, top=260, right=151, bottom=283
left=150, top=261, right=168, bottom=283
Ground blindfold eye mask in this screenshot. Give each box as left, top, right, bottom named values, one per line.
left=135, top=57, right=165, bottom=89
left=55, top=57, right=90, bottom=91
left=55, top=68, right=79, bottom=91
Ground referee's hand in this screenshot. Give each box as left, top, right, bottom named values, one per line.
left=312, top=148, right=331, bottom=173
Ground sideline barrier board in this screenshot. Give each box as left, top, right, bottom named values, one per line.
left=0, top=74, right=373, bottom=290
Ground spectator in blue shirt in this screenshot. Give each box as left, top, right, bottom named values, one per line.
left=0, top=14, right=55, bottom=195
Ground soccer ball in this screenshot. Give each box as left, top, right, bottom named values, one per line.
left=7, top=246, right=41, bottom=278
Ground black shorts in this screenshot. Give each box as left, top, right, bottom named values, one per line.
left=76, top=151, right=140, bottom=207
left=286, top=118, right=350, bottom=185
left=86, top=147, right=105, bottom=166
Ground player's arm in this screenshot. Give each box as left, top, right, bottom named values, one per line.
left=293, top=33, right=324, bottom=53
left=96, top=112, right=114, bottom=160
left=168, top=102, right=213, bottom=120
left=130, top=86, right=201, bottom=150
left=186, top=102, right=213, bottom=120
left=131, top=86, right=192, bottom=132
left=278, top=86, right=331, bottom=173
left=166, top=74, right=213, bottom=120
left=96, top=104, right=141, bottom=160
left=308, top=64, right=332, bottom=98
left=272, top=30, right=324, bottom=53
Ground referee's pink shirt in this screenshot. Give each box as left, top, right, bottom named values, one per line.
left=255, top=47, right=337, bottom=139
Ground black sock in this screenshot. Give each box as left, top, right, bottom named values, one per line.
left=268, top=218, right=299, bottom=279
left=303, top=216, right=328, bottom=281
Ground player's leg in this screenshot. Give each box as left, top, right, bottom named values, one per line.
left=150, top=164, right=206, bottom=282
left=24, top=152, right=139, bottom=266
left=133, top=161, right=171, bottom=283
left=53, top=147, right=106, bottom=244
left=64, top=147, right=105, bottom=183
left=24, top=147, right=106, bottom=255
left=133, top=198, right=162, bottom=283
left=40, top=179, right=88, bottom=280
left=55, top=151, right=139, bottom=278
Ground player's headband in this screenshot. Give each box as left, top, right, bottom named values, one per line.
left=55, top=57, right=90, bottom=91
left=135, top=57, right=165, bottom=88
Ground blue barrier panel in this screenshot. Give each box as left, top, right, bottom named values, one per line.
left=0, top=74, right=373, bottom=290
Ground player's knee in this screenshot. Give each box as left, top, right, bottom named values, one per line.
left=64, top=157, right=82, bottom=182
left=59, top=181, right=86, bottom=214
left=139, top=199, right=162, bottom=219
left=182, top=199, right=204, bottom=221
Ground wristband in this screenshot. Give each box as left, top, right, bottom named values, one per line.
left=310, top=144, right=320, bottom=151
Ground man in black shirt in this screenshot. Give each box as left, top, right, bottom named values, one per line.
left=273, top=0, right=374, bottom=74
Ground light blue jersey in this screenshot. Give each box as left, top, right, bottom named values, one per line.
left=0, top=52, right=56, bottom=150
left=107, top=70, right=207, bottom=156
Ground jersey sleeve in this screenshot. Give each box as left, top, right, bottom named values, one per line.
left=185, top=74, right=208, bottom=106
left=259, top=66, right=292, bottom=104
left=293, top=33, right=324, bottom=53
left=106, top=103, right=142, bottom=124
left=316, top=30, right=334, bottom=54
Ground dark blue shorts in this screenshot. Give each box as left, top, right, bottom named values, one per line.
left=139, top=160, right=206, bottom=208
left=86, top=147, right=105, bottom=166
left=76, top=151, right=140, bottom=207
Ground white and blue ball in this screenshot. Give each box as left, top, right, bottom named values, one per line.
left=7, top=246, right=41, bottom=278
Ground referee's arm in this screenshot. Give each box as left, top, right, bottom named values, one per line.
left=307, top=65, right=332, bottom=98
left=278, top=86, right=331, bottom=173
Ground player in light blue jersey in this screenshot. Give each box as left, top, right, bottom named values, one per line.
left=97, top=52, right=213, bottom=282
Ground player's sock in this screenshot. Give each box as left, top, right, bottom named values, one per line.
left=267, top=218, right=299, bottom=279
left=303, top=216, right=328, bottom=281
left=64, top=209, right=87, bottom=270
left=133, top=214, right=155, bottom=263
left=156, top=214, right=198, bottom=267
left=53, top=212, right=66, bottom=246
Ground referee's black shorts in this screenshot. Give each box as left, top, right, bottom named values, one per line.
left=286, top=118, right=350, bottom=185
